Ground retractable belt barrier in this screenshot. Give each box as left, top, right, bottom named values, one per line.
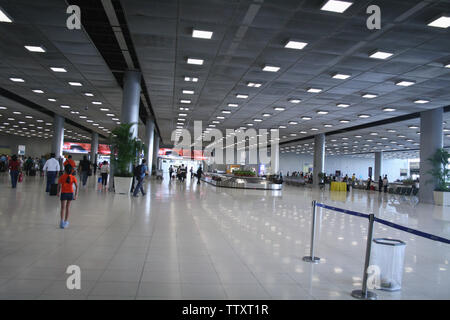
left=303, top=200, right=449, bottom=300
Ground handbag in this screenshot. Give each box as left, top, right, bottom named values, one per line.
left=18, top=172, right=23, bottom=183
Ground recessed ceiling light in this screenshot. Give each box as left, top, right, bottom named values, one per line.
left=317, top=110, right=328, bottom=115
left=408, top=125, right=419, bottom=129
left=307, top=88, right=322, bottom=93
left=51, top=67, right=67, bottom=73
left=222, top=110, right=231, bottom=114
left=253, top=118, right=263, bottom=122
left=180, top=100, right=191, bottom=104
left=340, top=119, right=350, bottom=123
left=278, top=125, right=287, bottom=129
left=112, top=118, right=119, bottom=121
left=187, top=58, right=204, bottom=65
left=106, top=114, right=115, bottom=117
left=284, top=40, right=308, bottom=50
left=332, top=73, right=351, bottom=79
left=311, top=128, right=319, bottom=131
left=301, top=116, right=312, bottom=120
left=274, top=107, right=285, bottom=111
left=236, top=94, right=248, bottom=99
left=0, top=106, right=6, bottom=110
left=92, top=101, right=102, bottom=105
left=427, top=15, right=450, bottom=28
left=247, top=82, right=262, bottom=88
left=212, top=121, right=220, bottom=124
left=32, top=89, right=44, bottom=94
left=324, top=124, right=333, bottom=127
left=288, top=121, right=298, bottom=125
left=321, top=0, right=353, bottom=13
left=10, top=78, right=25, bottom=82
left=79, top=116, right=87, bottom=119
left=445, top=63, right=450, bottom=68
left=100, top=108, right=110, bottom=111
left=84, top=93, right=94, bottom=97
left=414, top=99, right=429, bottom=104
left=184, top=76, right=198, bottom=82
left=336, top=103, right=350, bottom=108
left=86, top=120, right=93, bottom=123
left=228, top=103, right=238, bottom=108
left=263, top=113, right=271, bottom=117
left=369, top=50, right=393, bottom=60
left=358, top=114, right=370, bottom=118
left=68, top=82, right=82, bottom=86
left=60, top=105, right=70, bottom=109
left=300, top=131, right=307, bottom=134
left=24, top=46, right=46, bottom=53
left=396, top=80, right=415, bottom=87
left=216, top=116, right=225, bottom=119
left=179, top=113, right=187, bottom=117
left=192, top=29, right=213, bottom=39
left=362, top=93, right=377, bottom=98
left=262, top=65, right=280, bottom=72
left=182, top=90, right=194, bottom=94
left=48, top=98, right=57, bottom=102
left=70, top=111, right=79, bottom=114
left=289, top=99, right=301, bottom=104
left=383, top=107, right=396, bottom=112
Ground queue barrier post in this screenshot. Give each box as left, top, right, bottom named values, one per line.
left=351, top=213, right=377, bottom=300
left=302, top=200, right=320, bottom=264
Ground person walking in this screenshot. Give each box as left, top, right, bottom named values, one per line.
left=196, top=165, right=203, bottom=185
left=100, top=161, right=110, bottom=189
left=190, top=166, right=194, bottom=179
left=169, top=165, right=174, bottom=180
left=378, top=175, right=383, bottom=192
left=24, top=156, right=33, bottom=176
left=133, top=159, right=148, bottom=197
left=8, top=155, right=21, bottom=188
left=78, top=155, right=91, bottom=187
left=383, top=175, right=389, bottom=193
left=64, top=155, right=76, bottom=174
left=57, top=165, right=78, bottom=229
left=43, top=153, right=61, bottom=193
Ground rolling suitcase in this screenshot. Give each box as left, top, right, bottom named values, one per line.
left=49, top=183, right=58, bottom=196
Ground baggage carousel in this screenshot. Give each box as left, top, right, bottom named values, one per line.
left=201, top=173, right=283, bottom=190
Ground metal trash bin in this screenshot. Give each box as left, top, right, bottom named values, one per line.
left=370, top=238, right=406, bottom=291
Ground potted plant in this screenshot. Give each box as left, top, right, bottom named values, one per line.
left=427, top=148, right=450, bottom=206
left=110, top=123, right=146, bottom=194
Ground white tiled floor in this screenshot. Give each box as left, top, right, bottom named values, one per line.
left=0, top=172, right=448, bottom=300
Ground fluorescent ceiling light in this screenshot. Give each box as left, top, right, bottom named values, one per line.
left=362, top=93, right=377, bottom=98
left=247, top=82, right=262, bottom=87
left=100, top=108, right=110, bottom=111
left=262, top=65, right=280, bottom=72
left=408, top=125, right=419, bottom=129
left=184, top=76, right=198, bottom=82
left=187, top=58, right=204, bottom=65
left=253, top=119, right=263, bottom=122
left=396, top=80, right=415, bottom=87
left=51, top=67, right=67, bottom=73
left=324, top=124, right=333, bottom=127
left=84, top=93, right=94, bottom=97
left=180, top=100, right=191, bottom=104
left=263, top=113, right=271, bottom=117
left=236, top=94, right=248, bottom=99
left=192, top=29, right=213, bottom=39
left=10, top=78, right=25, bottom=82
left=311, top=128, right=319, bottom=131
left=179, top=113, right=187, bottom=117
left=317, top=110, right=328, bottom=115
left=301, top=116, right=312, bottom=120
left=32, top=89, right=44, bottom=94
left=25, top=46, right=46, bottom=53
left=427, top=15, right=450, bottom=28
left=340, top=119, right=350, bottom=123
left=182, top=90, right=194, bottom=94
left=445, top=63, right=450, bottom=68
left=332, top=73, right=351, bottom=79
left=222, top=110, right=231, bottom=114
left=216, top=116, right=225, bottom=119
left=307, top=88, right=322, bottom=93
left=337, top=103, right=350, bottom=108
left=92, top=101, right=102, bottom=105
left=0, top=7, right=13, bottom=23
left=383, top=107, right=396, bottom=112
left=106, top=114, right=115, bottom=117
left=60, top=105, right=70, bottom=109
left=285, top=40, right=308, bottom=50
left=414, top=99, right=429, bottom=104
left=369, top=50, right=393, bottom=60
left=358, top=114, right=370, bottom=118
left=79, top=116, right=87, bottom=119
left=321, top=0, right=353, bottom=13
left=228, top=103, right=238, bottom=107
left=288, top=121, right=298, bottom=125
left=68, top=82, right=82, bottom=86
left=274, top=107, right=285, bottom=111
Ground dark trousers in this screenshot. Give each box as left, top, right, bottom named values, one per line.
left=81, top=171, right=88, bottom=186
left=384, top=185, right=388, bottom=193
left=46, top=171, right=57, bottom=192
left=101, top=173, right=108, bottom=186
left=10, top=170, right=19, bottom=188
left=133, top=177, right=145, bottom=196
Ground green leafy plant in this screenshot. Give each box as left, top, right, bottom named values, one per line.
left=109, top=123, right=146, bottom=177
left=427, top=148, right=450, bottom=192
left=402, top=178, right=416, bottom=186
left=233, top=170, right=256, bottom=177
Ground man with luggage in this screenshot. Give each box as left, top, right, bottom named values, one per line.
left=43, top=153, right=61, bottom=193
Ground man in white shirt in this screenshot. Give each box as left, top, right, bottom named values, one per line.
left=43, top=153, right=61, bottom=192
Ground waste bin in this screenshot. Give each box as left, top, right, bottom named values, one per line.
left=370, top=238, right=406, bottom=291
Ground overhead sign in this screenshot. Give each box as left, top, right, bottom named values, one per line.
left=63, top=142, right=110, bottom=155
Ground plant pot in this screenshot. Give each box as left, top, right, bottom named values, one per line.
left=433, top=191, right=450, bottom=206
left=114, top=176, right=133, bottom=194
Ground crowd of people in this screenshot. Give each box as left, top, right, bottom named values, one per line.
left=168, top=164, right=203, bottom=184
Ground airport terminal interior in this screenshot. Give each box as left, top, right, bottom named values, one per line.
left=0, top=0, right=449, bottom=300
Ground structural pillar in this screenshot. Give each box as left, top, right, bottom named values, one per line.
left=153, top=134, right=160, bottom=170
left=313, top=133, right=325, bottom=186
left=270, top=142, right=279, bottom=175
left=374, top=151, right=383, bottom=181
left=145, top=117, right=155, bottom=175
left=121, top=70, right=141, bottom=138
left=52, top=114, right=64, bottom=160
left=91, top=132, right=99, bottom=165
left=419, top=108, right=443, bottom=204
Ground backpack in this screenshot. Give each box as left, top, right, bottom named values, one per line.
left=134, top=164, right=142, bottom=177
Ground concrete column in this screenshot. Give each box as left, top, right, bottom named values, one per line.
left=121, top=70, right=141, bottom=139
left=145, top=117, right=155, bottom=175
left=419, top=108, right=443, bottom=204
left=270, top=142, right=279, bottom=174
left=153, top=134, right=160, bottom=170
left=91, top=132, right=99, bottom=165
left=313, top=133, right=325, bottom=186
left=374, top=151, right=383, bottom=180
left=52, top=114, right=64, bottom=160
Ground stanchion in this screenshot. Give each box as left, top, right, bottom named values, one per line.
left=351, top=213, right=377, bottom=300
left=303, top=200, right=320, bottom=263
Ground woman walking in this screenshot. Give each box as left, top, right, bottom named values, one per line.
left=100, top=161, right=110, bottom=189
left=8, top=155, right=21, bottom=188
left=57, top=165, right=78, bottom=229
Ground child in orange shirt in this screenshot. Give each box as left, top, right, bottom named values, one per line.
left=57, top=165, right=78, bottom=229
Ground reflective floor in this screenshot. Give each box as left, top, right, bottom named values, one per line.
left=0, top=173, right=448, bottom=300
